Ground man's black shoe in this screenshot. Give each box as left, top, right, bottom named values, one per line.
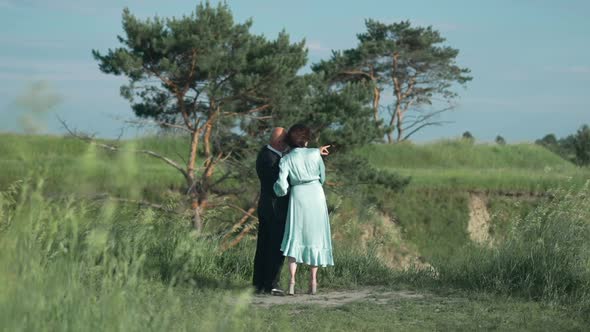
left=270, top=288, right=285, bottom=296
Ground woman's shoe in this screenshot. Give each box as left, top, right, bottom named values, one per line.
left=288, top=282, right=295, bottom=296
left=308, top=282, right=317, bottom=295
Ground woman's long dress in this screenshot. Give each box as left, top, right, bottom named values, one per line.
left=273, top=148, right=334, bottom=267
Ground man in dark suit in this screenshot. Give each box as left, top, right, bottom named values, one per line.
left=253, top=127, right=331, bottom=295
left=253, top=127, right=290, bottom=295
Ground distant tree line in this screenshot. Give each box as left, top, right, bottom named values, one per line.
left=536, top=124, right=590, bottom=166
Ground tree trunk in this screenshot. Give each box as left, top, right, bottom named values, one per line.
left=386, top=132, right=393, bottom=143
left=373, top=87, right=380, bottom=123
left=186, top=128, right=204, bottom=231
left=191, top=199, right=203, bottom=232
left=387, top=101, right=402, bottom=144
left=389, top=52, right=403, bottom=144
left=386, top=108, right=396, bottom=143
left=369, top=66, right=380, bottom=124
left=396, top=109, right=404, bottom=142
left=187, top=129, right=199, bottom=177
left=191, top=197, right=208, bottom=233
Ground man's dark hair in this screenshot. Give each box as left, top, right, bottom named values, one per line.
left=286, top=124, right=311, bottom=148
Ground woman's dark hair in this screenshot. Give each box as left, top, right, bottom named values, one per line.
left=286, top=124, right=311, bottom=148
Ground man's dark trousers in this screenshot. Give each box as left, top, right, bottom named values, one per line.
left=253, top=146, right=289, bottom=292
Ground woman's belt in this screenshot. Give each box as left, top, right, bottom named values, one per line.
left=292, top=179, right=320, bottom=186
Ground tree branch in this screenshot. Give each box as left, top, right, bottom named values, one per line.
left=91, top=193, right=175, bottom=213
left=210, top=187, right=247, bottom=196
left=225, top=202, right=259, bottom=221
left=58, top=116, right=189, bottom=180
left=402, top=121, right=451, bottom=141
left=144, top=64, right=178, bottom=92
left=184, top=49, right=198, bottom=94
left=402, top=106, right=454, bottom=132
left=339, top=70, right=374, bottom=81
left=124, top=118, right=192, bottom=132
left=221, top=194, right=260, bottom=249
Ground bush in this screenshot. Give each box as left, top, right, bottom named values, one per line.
left=573, top=125, right=590, bottom=166
left=536, top=124, right=590, bottom=166
left=462, top=131, right=475, bottom=143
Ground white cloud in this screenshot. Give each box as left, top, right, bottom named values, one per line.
left=433, top=22, right=461, bottom=33
left=306, top=41, right=331, bottom=53
left=0, top=0, right=178, bottom=15
left=564, top=66, right=590, bottom=74
left=0, top=37, right=73, bottom=50
left=0, top=0, right=123, bottom=15
left=374, top=16, right=462, bottom=33
left=544, top=65, right=590, bottom=75
left=462, top=95, right=590, bottom=109
left=0, top=57, right=121, bottom=82
left=461, top=97, right=519, bottom=107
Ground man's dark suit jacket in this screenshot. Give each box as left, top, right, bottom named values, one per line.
left=256, top=146, right=289, bottom=218
left=253, top=146, right=289, bottom=291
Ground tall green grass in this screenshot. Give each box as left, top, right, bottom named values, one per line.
left=0, top=177, right=401, bottom=330
left=432, top=183, right=590, bottom=316
left=0, top=180, right=267, bottom=330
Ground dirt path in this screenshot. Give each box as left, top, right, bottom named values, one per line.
left=251, top=288, right=426, bottom=307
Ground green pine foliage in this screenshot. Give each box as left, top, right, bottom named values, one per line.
left=314, top=19, right=472, bottom=142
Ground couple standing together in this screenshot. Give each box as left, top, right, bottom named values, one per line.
left=253, top=124, right=334, bottom=296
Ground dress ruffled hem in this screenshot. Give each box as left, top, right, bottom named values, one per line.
left=281, top=245, right=334, bottom=267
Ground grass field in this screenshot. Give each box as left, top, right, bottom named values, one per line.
left=1, top=133, right=590, bottom=330
left=357, top=140, right=589, bottom=191
left=3, top=133, right=588, bottom=196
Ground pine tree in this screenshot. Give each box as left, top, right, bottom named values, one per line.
left=314, top=20, right=471, bottom=142
left=92, top=3, right=307, bottom=231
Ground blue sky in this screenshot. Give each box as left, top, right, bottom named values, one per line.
left=0, top=0, right=588, bottom=142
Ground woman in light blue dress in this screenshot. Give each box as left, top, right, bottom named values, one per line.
left=274, top=124, right=334, bottom=295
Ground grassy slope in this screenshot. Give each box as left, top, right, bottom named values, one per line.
left=355, top=140, right=590, bottom=261
left=2, top=133, right=589, bottom=330
left=0, top=133, right=186, bottom=200
left=2, top=133, right=588, bottom=258
left=2, top=133, right=588, bottom=259
left=357, top=140, right=588, bottom=191
left=3, top=133, right=587, bottom=193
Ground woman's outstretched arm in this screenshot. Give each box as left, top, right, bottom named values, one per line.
left=319, top=150, right=326, bottom=185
